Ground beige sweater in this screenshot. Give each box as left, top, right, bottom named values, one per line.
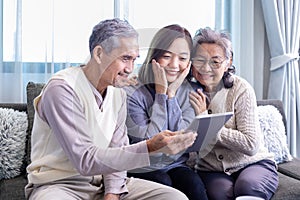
left=196, top=75, right=275, bottom=175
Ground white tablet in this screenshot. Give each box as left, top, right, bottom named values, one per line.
left=185, top=111, right=233, bottom=153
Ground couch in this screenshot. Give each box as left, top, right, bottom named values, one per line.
left=1, top=82, right=300, bottom=200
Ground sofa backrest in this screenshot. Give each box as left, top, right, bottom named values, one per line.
left=19, top=82, right=291, bottom=167
left=26, top=82, right=45, bottom=165
left=0, top=103, right=27, bottom=112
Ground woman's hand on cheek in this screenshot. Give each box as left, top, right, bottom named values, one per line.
left=152, top=59, right=168, bottom=94
left=168, top=63, right=191, bottom=98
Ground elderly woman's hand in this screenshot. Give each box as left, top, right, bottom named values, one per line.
left=189, top=89, right=207, bottom=115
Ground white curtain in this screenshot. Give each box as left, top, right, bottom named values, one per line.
left=261, top=0, right=300, bottom=157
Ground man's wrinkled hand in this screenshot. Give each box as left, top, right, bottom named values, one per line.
left=104, top=193, right=120, bottom=200
left=146, top=130, right=197, bottom=155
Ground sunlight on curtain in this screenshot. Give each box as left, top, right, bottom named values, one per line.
left=1, top=0, right=113, bottom=103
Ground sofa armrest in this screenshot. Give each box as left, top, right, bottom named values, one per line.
left=0, top=103, right=27, bottom=112
left=278, top=157, right=300, bottom=181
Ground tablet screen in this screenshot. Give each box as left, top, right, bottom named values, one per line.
left=185, top=112, right=233, bottom=153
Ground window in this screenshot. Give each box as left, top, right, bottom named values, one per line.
left=1, top=0, right=114, bottom=102
left=3, top=0, right=113, bottom=64
left=0, top=0, right=216, bottom=102
left=125, top=0, right=215, bottom=72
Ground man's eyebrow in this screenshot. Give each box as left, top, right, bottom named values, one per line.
left=122, top=55, right=133, bottom=59
left=211, top=55, right=223, bottom=59
left=122, top=54, right=140, bottom=59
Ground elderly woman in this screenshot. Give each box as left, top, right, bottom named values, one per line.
left=188, top=27, right=279, bottom=200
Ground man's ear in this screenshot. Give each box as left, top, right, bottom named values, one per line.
left=92, top=45, right=103, bottom=64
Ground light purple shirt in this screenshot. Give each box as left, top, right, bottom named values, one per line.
left=37, top=79, right=149, bottom=195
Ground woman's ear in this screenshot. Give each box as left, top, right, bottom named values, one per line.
left=224, top=54, right=233, bottom=71
left=92, top=45, right=103, bottom=64
left=229, top=56, right=233, bottom=67
left=229, top=51, right=233, bottom=66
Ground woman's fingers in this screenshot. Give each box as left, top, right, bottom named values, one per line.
left=152, top=59, right=168, bottom=93
left=189, top=91, right=204, bottom=102
left=189, top=91, right=207, bottom=115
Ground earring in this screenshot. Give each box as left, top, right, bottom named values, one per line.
left=188, top=67, right=197, bottom=83
left=223, top=65, right=235, bottom=88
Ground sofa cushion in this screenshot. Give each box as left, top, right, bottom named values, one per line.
left=257, top=105, right=292, bottom=164
left=271, top=172, right=300, bottom=200
left=0, top=175, right=27, bottom=199
left=277, top=157, right=300, bottom=180
left=0, top=108, right=28, bottom=179
left=26, top=82, right=45, bottom=165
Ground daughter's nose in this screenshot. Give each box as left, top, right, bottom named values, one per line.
left=169, top=57, right=179, bottom=69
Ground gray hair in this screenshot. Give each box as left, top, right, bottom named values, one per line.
left=89, top=18, right=138, bottom=54
left=192, top=27, right=232, bottom=60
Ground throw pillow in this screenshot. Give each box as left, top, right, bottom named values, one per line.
left=0, top=108, right=28, bottom=179
left=257, top=105, right=293, bottom=164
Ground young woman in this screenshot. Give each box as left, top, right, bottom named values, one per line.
left=124, top=24, right=208, bottom=200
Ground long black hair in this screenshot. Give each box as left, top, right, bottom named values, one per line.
left=138, top=24, right=193, bottom=86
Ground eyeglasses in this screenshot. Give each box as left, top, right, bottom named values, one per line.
left=192, top=57, right=227, bottom=69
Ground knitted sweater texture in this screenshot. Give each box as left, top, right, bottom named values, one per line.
left=196, top=76, right=275, bottom=175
